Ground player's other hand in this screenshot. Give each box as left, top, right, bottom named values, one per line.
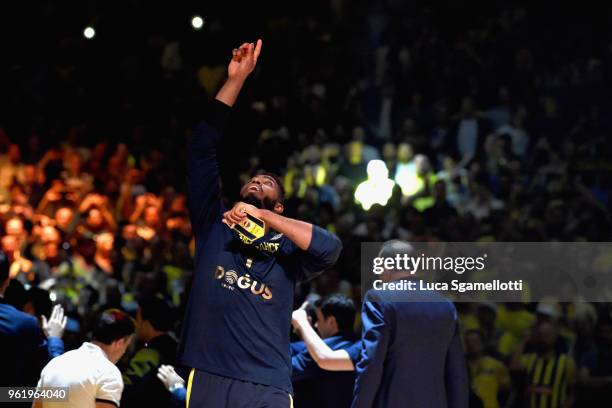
left=222, top=201, right=261, bottom=228
left=157, top=365, right=185, bottom=392
left=227, top=39, right=262, bottom=80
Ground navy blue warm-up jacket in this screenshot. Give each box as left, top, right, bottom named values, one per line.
left=177, top=100, right=342, bottom=394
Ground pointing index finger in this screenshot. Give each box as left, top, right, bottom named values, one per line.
left=254, top=39, right=262, bottom=59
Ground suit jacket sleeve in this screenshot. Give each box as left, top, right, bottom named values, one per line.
left=351, top=300, right=391, bottom=408
left=445, top=308, right=469, bottom=408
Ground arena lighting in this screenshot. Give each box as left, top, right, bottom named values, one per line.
left=394, top=161, right=421, bottom=196
left=191, top=15, right=204, bottom=30
left=83, top=26, right=95, bottom=39
left=354, top=160, right=395, bottom=210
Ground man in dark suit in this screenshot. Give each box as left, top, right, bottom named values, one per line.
left=291, top=241, right=469, bottom=407
left=352, top=240, right=469, bottom=408
left=0, top=251, right=66, bottom=392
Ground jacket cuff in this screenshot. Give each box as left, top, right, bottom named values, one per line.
left=205, top=99, right=232, bottom=134
left=47, top=336, right=65, bottom=358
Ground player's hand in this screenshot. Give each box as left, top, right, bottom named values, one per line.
left=227, top=39, right=262, bottom=80
left=157, top=365, right=185, bottom=392
left=291, top=301, right=310, bottom=330
left=222, top=202, right=261, bottom=228
left=42, top=304, right=67, bottom=338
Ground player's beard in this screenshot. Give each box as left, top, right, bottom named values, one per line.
left=242, top=193, right=277, bottom=211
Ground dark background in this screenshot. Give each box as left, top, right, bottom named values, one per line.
left=1, top=1, right=612, bottom=407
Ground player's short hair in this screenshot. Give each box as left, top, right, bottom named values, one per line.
left=139, top=296, right=174, bottom=332
left=317, top=294, right=356, bottom=333
left=0, top=251, right=9, bottom=285
left=258, top=171, right=285, bottom=203
left=92, top=309, right=136, bottom=345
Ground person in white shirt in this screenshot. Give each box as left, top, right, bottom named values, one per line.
left=34, top=309, right=135, bottom=408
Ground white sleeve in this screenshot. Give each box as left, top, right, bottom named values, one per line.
left=96, top=367, right=123, bottom=407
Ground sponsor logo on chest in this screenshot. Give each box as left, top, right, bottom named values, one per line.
left=214, top=266, right=273, bottom=300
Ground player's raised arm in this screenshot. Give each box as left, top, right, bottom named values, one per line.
left=216, top=39, right=262, bottom=107
left=186, top=40, right=262, bottom=236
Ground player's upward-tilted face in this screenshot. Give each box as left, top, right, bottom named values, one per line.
left=239, top=174, right=284, bottom=213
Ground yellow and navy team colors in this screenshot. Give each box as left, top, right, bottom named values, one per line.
left=186, top=369, right=294, bottom=408
left=178, top=100, right=342, bottom=406
left=521, top=352, right=576, bottom=408
left=232, top=212, right=266, bottom=244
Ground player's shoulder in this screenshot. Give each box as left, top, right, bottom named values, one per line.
left=97, top=358, right=123, bottom=384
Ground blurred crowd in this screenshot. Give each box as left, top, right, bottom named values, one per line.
left=1, top=0, right=612, bottom=407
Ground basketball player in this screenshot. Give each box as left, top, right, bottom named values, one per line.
left=177, top=39, right=343, bottom=408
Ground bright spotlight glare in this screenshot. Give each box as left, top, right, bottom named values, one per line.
left=354, top=160, right=395, bottom=210
left=191, top=15, right=204, bottom=30
left=83, top=26, right=95, bottom=39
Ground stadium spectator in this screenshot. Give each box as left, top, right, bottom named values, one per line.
left=511, top=321, right=576, bottom=408
left=465, top=329, right=511, bottom=408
